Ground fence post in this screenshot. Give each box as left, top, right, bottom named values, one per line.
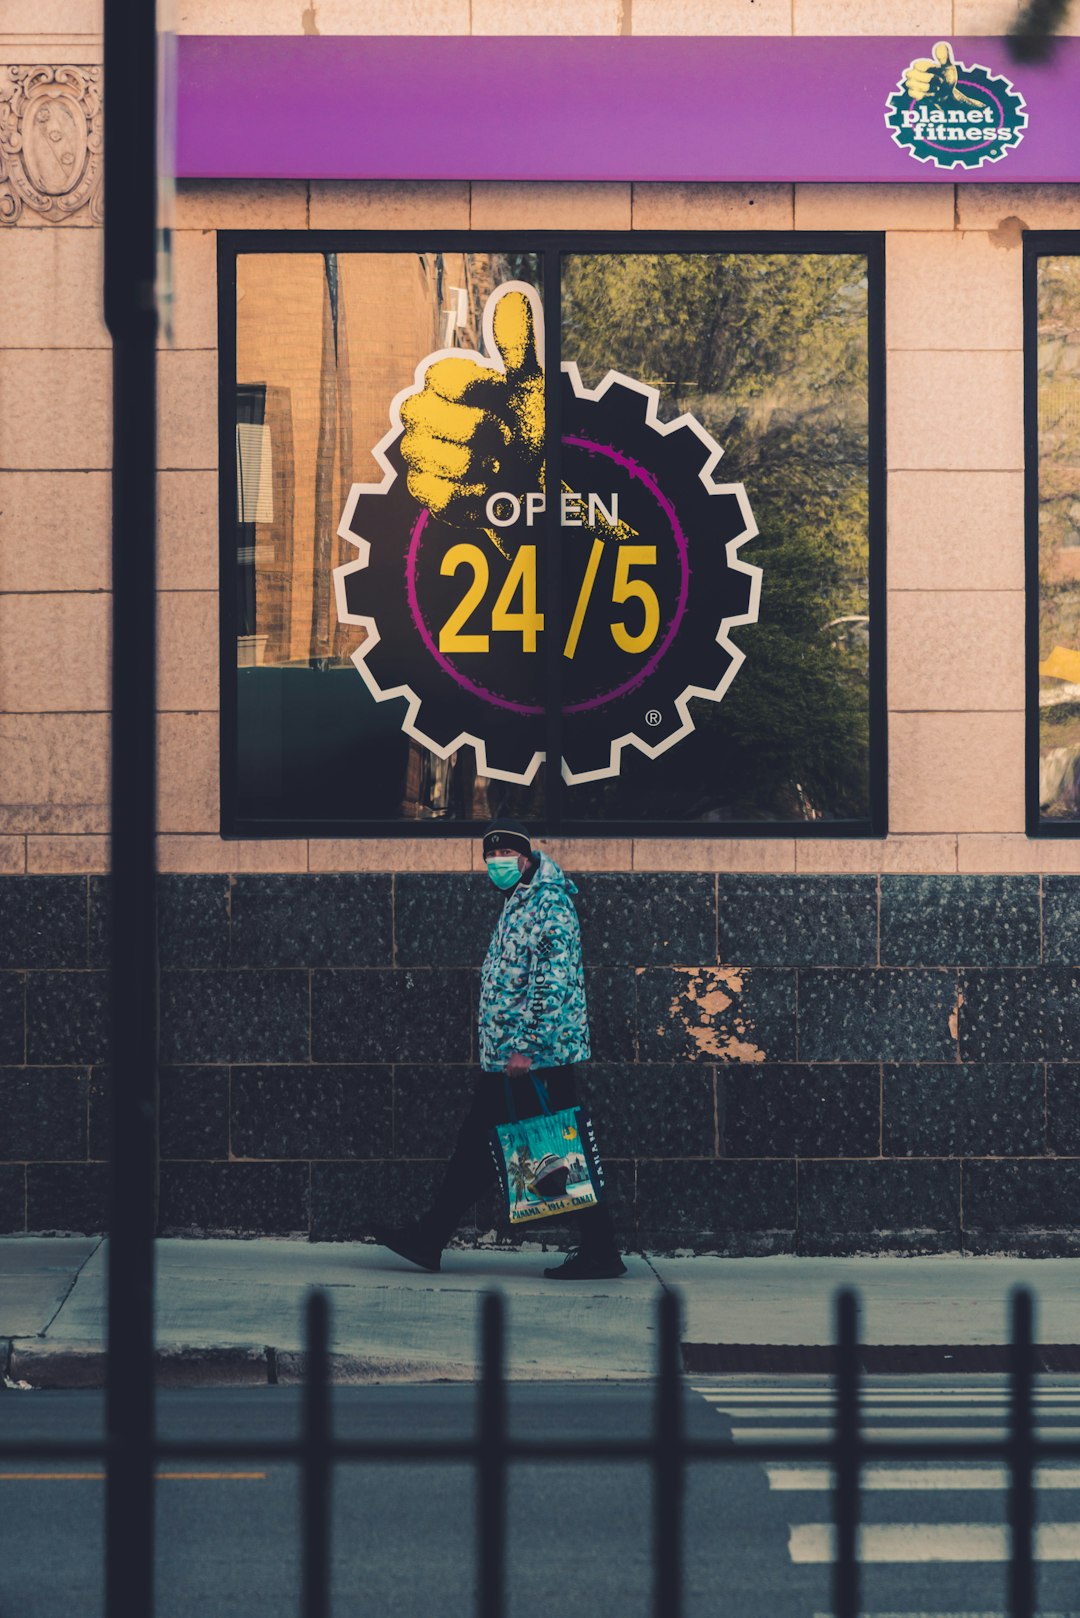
left=833, top=1288, right=861, bottom=1618
left=478, top=1291, right=507, bottom=1618
left=102, top=0, right=161, bottom=1613
left=653, top=1288, right=684, bottom=1618
left=1007, top=1285, right=1036, bottom=1618
left=302, top=1289, right=332, bottom=1618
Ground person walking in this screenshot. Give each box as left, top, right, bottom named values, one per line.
left=372, top=817, right=625, bottom=1280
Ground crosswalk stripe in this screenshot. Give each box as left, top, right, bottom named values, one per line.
left=702, top=1404, right=1080, bottom=1419
left=693, top=1390, right=1080, bottom=1403
left=789, top=1522, right=1080, bottom=1563
left=697, top=1384, right=1080, bottom=1593
left=691, top=1384, right=1080, bottom=1393
left=767, top=1465, right=1080, bottom=1491
left=730, top=1425, right=1080, bottom=1442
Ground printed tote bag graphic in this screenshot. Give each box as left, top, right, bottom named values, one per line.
left=491, top=1076, right=605, bottom=1226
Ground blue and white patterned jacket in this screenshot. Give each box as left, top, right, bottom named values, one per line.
left=478, top=851, right=590, bottom=1073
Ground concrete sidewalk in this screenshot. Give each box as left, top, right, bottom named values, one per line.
left=2, top=1238, right=1079, bottom=1387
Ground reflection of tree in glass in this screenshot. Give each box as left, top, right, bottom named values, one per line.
left=561, top=253, right=871, bottom=822
left=1037, top=257, right=1080, bottom=816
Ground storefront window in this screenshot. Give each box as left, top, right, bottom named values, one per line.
left=1031, top=239, right=1080, bottom=832
left=220, top=234, right=884, bottom=836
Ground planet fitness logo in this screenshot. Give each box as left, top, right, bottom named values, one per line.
left=885, top=41, right=1027, bottom=170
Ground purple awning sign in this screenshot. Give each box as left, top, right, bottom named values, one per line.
left=176, top=35, right=1080, bottom=184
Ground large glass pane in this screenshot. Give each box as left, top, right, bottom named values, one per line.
left=232, top=250, right=544, bottom=828
left=1037, top=255, right=1080, bottom=825
left=229, top=243, right=878, bottom=833
left=558, top=252, right=873, bottom=825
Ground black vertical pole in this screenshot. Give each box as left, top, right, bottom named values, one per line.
left=1008, top=1286, right=1036, bottom=1618
left=102, top=1, right=159, bottom=1614
left=478, top=1292, right=507, bottom=1618
left=302, top=1290, right=332, bottom=1618
left=653, top=1289, right=684, bottom=1618
left=542, top=247, right=563, bottom=835
left=833, top=1289, right=861, bottom=1618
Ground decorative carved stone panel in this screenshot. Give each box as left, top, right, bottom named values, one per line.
left=0, top=65, right=102, bottom=225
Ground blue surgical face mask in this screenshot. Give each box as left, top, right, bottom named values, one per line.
left=487, top=856, right=521, bottom=891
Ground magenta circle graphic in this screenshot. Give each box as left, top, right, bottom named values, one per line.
left=405, top=434, right=691, bottom=716
left=909, top=79, right=1005, bottom=154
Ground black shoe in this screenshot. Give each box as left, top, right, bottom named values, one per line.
left=543, top=1247, right=627, bottom=1281
left=371, top=1223, right=442, bottom=1273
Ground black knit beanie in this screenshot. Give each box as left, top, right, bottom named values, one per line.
left=481, top=818, right=533, bottom=860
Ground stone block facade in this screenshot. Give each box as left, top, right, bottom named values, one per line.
left=3, top=869, right=1079, bottom=1254
left=3, top=0, right=1080, bottom=1251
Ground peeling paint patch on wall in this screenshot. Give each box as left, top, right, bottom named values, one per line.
left=948, top=987, right=966, bottom=1044
left=665, top=966, right=768, bottom=1063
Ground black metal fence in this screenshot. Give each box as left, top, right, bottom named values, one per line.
left=1, top=1281, right=1075, bottom=1618
left=79, top=11, right=1080, bottom=1618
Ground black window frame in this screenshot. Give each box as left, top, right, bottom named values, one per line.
left=217, top=229, right=887, bottom=840
left=1024, top=230, right=1080, bottom=837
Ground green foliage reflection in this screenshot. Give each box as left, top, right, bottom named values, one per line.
left=561, top=252, right=871, bottom=822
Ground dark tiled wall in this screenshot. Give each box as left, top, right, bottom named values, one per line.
left=1, top=870, right=1077, bottom=1254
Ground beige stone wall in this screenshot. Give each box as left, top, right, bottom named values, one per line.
left=0, top=16, right=107, bottom=878
left=2, top=0, right=1077, bottom=876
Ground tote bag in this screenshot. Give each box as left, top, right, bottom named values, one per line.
left=491, top=1074, right=605, bottom=1226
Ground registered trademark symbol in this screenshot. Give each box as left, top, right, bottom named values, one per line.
left=645, top=709, right=662, bottom=727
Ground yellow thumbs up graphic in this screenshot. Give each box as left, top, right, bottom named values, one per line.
left=399, top=283, right=545, bottom=537
left=903, top=41, right=982, bottom=108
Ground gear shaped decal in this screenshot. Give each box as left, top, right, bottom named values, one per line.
left=334, top=283, right=761, bottom=786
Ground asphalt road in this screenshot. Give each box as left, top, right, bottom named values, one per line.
left=3, top=1378, right=1080, bottom=1617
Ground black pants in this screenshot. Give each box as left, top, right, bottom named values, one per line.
left=420, top=1064, right=619, bottom=1257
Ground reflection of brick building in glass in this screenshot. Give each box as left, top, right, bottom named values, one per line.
left=234, top=250, right=505, bottom=818
left=401, top=736, right=495, bottom=822
left=234, top=251, right=497, bottom=668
